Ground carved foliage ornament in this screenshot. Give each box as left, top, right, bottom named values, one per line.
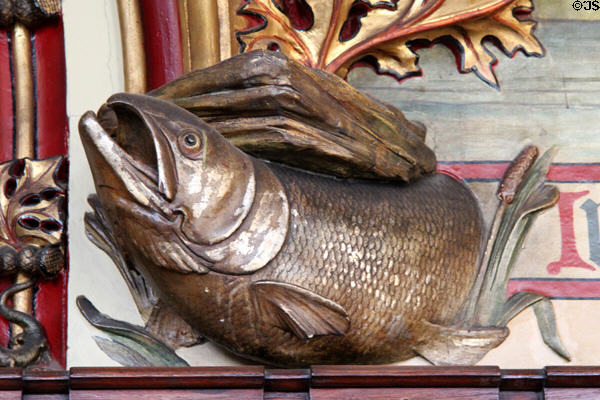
left=237, top=0, right=543, bottom=88
left=0, top=156, right=66, bottom=279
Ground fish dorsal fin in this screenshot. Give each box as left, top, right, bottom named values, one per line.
left=413, top=320, right=508, bottom=366
left=250, top=280, right=350, bottom=340
left=195, top=160, right=289, bottom=274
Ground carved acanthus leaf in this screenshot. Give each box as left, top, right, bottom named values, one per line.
left=238, top=0, right=543, bottom=87
left=0, top=157, right=66, bottom=249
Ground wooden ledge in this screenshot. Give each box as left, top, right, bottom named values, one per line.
left=0, top=366, right=595, bottom=399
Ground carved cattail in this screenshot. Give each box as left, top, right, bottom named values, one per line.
left=497, top=145, right=539, bottom=204
left=0, top=246, right=18, bottom=275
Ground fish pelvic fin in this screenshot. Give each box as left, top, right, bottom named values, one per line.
left=413, top=320, right=508, bottom=366
left=145, top=300, right=206, bottom=349
left=250, top=281, right=350, bottom=340
left=85, top=195, right=160, bottom=322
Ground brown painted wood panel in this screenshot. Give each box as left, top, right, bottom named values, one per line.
left=69, top=366, right=265, bottom=390
left=70, top=389, right=264, bottom=400
left=544, top=388, right=600, bottom=399
left=264, top=393, right=308, bottom=399
left=0, top=366, right=599, bottom=397
left=0, top=392, right=20, bottom=400
left=311, top=365, right=502, bottom=388
left=499, top=392, right=542, bottom=400
left=311, top=387, right=500, bottom=399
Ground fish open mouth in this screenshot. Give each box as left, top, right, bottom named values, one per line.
left=79, top=93, right=178, bottom=216
left=98, top=102, right=160, bottom=184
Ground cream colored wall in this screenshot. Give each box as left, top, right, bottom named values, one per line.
left=65, top=0, right=130, bottom=367
left=64, top=0, right=600, bottom=367
left=64, top=0, right=242, bottom=367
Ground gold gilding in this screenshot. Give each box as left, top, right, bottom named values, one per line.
left=216, top=0, right=230, bottom=60
left=179, top=0, right=241, bottom=71
left=178, top=0, right=192, bottom=73
left=190, top=0, right=220, bottom=69
left=12, top=23, right=34, bottom=159
left=11, top=23, right=35, bottom=327
left=236, top=0, right=542, bottom=88
left=116, top=0, right=147, bottom=93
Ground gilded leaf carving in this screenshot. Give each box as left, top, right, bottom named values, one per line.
left=0, top=157, right=66, bottom=249
left=237, top=0, right=543, bottom=87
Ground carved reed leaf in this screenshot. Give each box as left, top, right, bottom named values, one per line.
left=238, top=0, right=543, bottom=87
left=0, top=157, right=66, bottom=249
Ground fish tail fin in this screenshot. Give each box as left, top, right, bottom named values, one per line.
left=413, top=320, right=508, bottom=366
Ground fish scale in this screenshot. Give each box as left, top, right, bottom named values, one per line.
left=209, top=163, right=485, bottom=365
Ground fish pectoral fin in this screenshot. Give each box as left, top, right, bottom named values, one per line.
left=413, top=320, right=508, bottom=366
left=250, top=281, right=350, bottom=340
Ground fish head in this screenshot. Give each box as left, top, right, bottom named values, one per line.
left=78, top=93, right=256, bottom=248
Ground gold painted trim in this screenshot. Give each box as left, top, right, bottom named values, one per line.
left=179, top=0, right=239, bottom=72
left=178, top=0, right=192, bottom=73
left=12, top=24, right=34, bottom=159
left=217, top=0, right=231, bottom=60
left=189, top=0, right=220, bottom=69
left=116, top=0, right=147, bottom=93
left=13, top=274, right=32, bottom=317
left=11, top=23, right=35, bottom=331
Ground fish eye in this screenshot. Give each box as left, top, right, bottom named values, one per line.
left=178, top=131, right=204, bottom=159
left=184, top=134, right=198, bottom=147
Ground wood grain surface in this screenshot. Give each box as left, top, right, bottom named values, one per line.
left=0, top=366, right=594, bottom=398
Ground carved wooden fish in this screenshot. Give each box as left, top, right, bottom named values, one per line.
left=79, top=93, right=508, bottom=366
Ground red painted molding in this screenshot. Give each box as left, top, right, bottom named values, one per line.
left=0, top=30, right=13, bottom=163
left=508, top=279, right=600, bottom=299
left=35, top=19, right=68, bottom=158
left=438, top=162, right=600, bottom=182
left=33, top=17, right=68, bottom=368
left=0, top=366, right=595, bottom=399
left=139, top=0, right=184, bottom=91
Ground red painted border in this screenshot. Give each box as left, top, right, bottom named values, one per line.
left=0, top=30, right=13, bottom=163
left=35, top=20, right=67, bottom=158
left=0, top=30, right=13, bottom=345
left=33, top=19, right=68, bottom=368
left=507, top=280, right=600, bottom=299
left=139, top=0, right=184, bottom=91
left=438, top=162, right=600, bottom=182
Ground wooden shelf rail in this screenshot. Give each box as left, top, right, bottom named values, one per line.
left=0, top=366, right=597, bottom=399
